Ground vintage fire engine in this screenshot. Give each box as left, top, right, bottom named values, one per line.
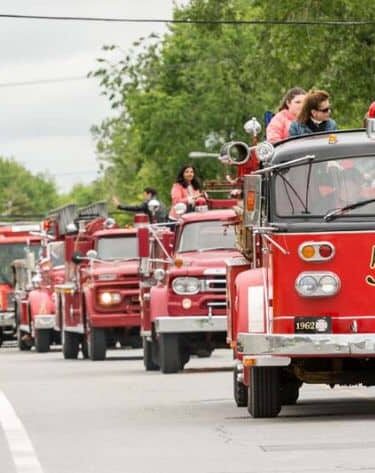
left=55, top=203, right=142, bottom=360
left=138, top=203, right=242, bottom=374
left=0, top=222, right=41, bottom=346
left=227, top=119, right=375, bottom=417
left=14, top=205, right=77, bottom=351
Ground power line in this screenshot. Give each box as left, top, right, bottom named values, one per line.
left=0, top=14, right=374, bottom=26
left=0, top=76, right=87, bottom=88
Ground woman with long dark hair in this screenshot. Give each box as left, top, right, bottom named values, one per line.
left=169, top=164, right=203, bottom=220
left=266, top=87, right=306, bottom=143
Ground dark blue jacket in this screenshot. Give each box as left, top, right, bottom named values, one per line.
left=289, top=119, right=337, bottom=137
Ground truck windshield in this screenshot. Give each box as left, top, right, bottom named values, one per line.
left=274, top=156, right=375, bottom=218
left=177, top=220, right=236, bottom=252
left=96, top=237, right=137, bottom=260
left=0, top=243, right=40, bottom=284
left=48, top=241, right=65, bottom=267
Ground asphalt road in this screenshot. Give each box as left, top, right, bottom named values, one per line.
left=1, top=344, right=375, bottom=473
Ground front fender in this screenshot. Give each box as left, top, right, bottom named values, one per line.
left=150, top=285, right=169, bottom=323
left=235, top=268, right=266, bottom=337
left=28, top=290, right=55, bottom=320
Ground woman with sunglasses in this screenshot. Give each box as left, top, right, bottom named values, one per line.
left=289, top=89, right=337, bottom=136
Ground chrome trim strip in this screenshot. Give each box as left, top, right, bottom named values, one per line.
left=238, top=332, right=375, bottom=356
left=0, top=312, right=15, bottom=327
left=34, top=315, right=56, bottom=330
left=155, top=315, right=227, bottom=333
left=64, top=324, right=84, bottom=334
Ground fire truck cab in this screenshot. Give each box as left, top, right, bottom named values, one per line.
left=0, top=223, right=41, bottom=347
left=139, top=207, right=242, bottom=373
left=228, top=126, right=375, bottom=417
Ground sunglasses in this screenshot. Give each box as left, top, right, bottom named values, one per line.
left=317, top=107, right=331, bottom=113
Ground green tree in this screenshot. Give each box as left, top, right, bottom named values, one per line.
left=0, top=157, right=58, bottom=217
left=92, top=0, right=375, bottom=203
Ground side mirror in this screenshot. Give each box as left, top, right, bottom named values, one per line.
left=72, top=251, right=84, bottom=264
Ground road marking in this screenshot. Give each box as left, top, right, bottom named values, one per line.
left=0, top=390, right=44, bottom=473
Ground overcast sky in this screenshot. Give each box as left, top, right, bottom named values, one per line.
left=0, top=1, right=178, bottom=192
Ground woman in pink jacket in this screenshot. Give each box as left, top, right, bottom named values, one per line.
left=266, top=87, right=306, bottom=143
left=169, top=164, right=203, bottom=220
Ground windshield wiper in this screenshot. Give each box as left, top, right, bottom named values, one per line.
left=198, top=247, right=234, bottom=252
left=324, top=198, right=375, bottom=222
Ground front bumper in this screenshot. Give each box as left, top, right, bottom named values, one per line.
left=34, top=314, right=56, bottom=330
left=238, top=332, right=375, bottom=360
left=0, top=311, right=15, bottom=328
left=154, top=315, right=226, bottom=334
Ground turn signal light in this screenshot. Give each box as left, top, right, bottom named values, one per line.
left=298, top=241, right=335, bottom=261
left=246, top=191, right=256, bottom=211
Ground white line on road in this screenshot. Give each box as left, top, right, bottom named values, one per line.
left=0, top=390, right=44, bottom=473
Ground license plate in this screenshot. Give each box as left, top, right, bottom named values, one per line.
left=294, top=316, right=331, bottom=334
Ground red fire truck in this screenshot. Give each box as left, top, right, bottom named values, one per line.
left=227, top=122, right=375, bottom=417
left=0, top=223, right=41, bottom=346
left=138, top=206, right=242, bottom=374
left=15, top=205, right=78, bottom=352
left=56, top=203, right=142, bottom=360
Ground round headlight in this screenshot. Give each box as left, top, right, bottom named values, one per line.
left=172, top=277, right=200, bottom=295
left=154, top=268, right=166, bottom=282
left=297, top=275, right=318, bottom=296
left=99, top=292, right=112, bottom=305
left=319, top=275, right=339, bottom=295
left=98, top=292, right=121, bottom=305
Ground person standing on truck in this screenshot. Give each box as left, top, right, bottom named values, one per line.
left=168, top=165, right=204, bottom=220
left=289, top=89, right=337, bottom=137
left=113, top=187, right=168, bottom=223
left=266, top=87, right=306, bottom=143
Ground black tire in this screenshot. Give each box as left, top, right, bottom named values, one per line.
left=17, top=329, right=32, bottom=351
left=159, top=333, right=181, bottom=374
left=0, top=328, right=3, bottom=347
left=248, top=367, right=282, bottom=418
left=34, top=329, right=51, bottom=353
left=143, top=337, right=159, bottom=371
left=81, top=336, right=89, bottom=359
left=63, top=331, right=80, bottom=359
left=196, top=348, right=212, bottom=358
left=88, top=327, right=106, bottom=361
left=233, top=366, right=248, bottom=407
left=281, top=381, right=300, bottom=405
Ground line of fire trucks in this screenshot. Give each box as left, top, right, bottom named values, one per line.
left=2, top=116, right=375, bottom=418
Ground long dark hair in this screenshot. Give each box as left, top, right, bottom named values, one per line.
left=175, top=164, right=202, bottom=190
left=278, top=87, right=306, bottom=112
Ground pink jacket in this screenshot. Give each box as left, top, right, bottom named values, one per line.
left=266, top=109, right=295, bottom=143
left=169, top=183, right=201, bottom=220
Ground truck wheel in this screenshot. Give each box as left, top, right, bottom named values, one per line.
left=281, top=381, right=300, bottom=405
left=234, top=365, right=248, bottom=407
left=143, top=337, right=159, bottom=371
left=17, top=329, right=32, bottom=351
left=34, top=329, right=50, bottom=353
left=196, top=348, right=212, bottom=358
left=88, top=328, right=106, bottom=361
left=63, top=331, right=80, bottom=359
left=0, top=328, right=3, bottom=347
left=159, top=333, right=181, bottom=374
left=81, top=336, right=89, bottom=359
left=248, top=367, right=281, bottom=418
